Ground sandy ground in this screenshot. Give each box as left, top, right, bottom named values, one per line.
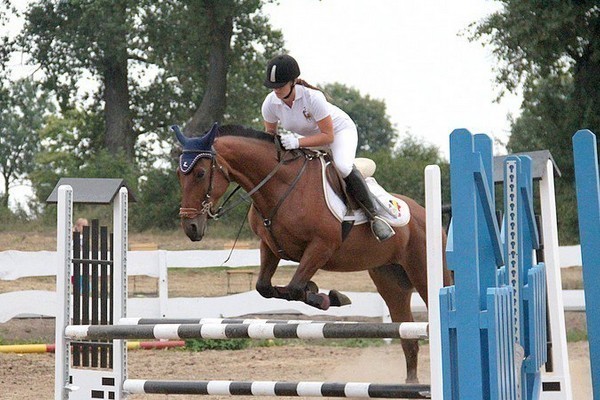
left=0, top=232, right=593, bottom=399
left=0, top=341, right=593, bottom=399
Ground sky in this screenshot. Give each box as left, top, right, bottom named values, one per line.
left=262, top=0, right=522, bottom=157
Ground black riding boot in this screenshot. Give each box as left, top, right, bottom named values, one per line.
left=344, top=167, right=395, bottom=242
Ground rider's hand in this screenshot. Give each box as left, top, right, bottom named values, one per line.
left=280, top=134, right=300, bottom=150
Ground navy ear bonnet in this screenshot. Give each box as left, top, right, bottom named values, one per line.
left=172, top=123, right=219, bottom=174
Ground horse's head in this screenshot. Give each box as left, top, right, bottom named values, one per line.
left=174, top=123, right=229, bottom=241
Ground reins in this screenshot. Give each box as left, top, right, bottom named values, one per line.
left=178, top=146, right=308, bottom=220
left=209, top=151, right=291, bottom=220
left=253, top=152, right=310, bottom=260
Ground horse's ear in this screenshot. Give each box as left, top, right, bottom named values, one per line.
left=201, top=122, right=219, bottom=148
left=171, top=125, right=188, bottom=146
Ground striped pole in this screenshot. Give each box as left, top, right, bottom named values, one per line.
left=66, top=322, right=429, bottom=341
left=0, top=341, right=185, bottom=354
left=0, top=344, right=56, bottom=354
left=120, top=317, right=366, bottom=325
left=123, top=380, right=432, bottom=399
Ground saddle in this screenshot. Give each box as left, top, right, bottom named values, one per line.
left=277, top=143, right=410, bottom=241
left=318, top=154, right=411, bottom=240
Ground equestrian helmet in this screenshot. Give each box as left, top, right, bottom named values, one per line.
left=264, top=55, right=300, bottom=88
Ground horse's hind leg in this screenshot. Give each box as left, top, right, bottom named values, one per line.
left=368, top=264, right=420, bottom=384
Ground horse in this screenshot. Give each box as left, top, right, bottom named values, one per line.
left=174, top=123, right=452, bottom=383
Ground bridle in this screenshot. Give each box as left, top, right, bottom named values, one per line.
left=180, top=144, right=324, bottom=260
left=179, top=148, right=305, bottom=221
left=179, top=152, right=232, bottom=220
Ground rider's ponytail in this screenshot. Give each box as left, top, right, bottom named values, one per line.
left=295, top=79, right=332, bottom=101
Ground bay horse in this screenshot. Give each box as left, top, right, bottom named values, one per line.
left=175, top=123, right=451, bottom=383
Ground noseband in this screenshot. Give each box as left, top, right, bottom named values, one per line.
left=179, top=152, right=229, bottom=220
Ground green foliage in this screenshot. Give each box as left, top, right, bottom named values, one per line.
left=323, top=83, right=396, bottom=152
left=471, top=1, right=600, bottom=243
left=132, top=168, right=181, bottom=231
left=367, top=135, right=450, bottom=206
left=566, top=328, right=587, bottom=343
left=312, top=338, right=386, bottom=348
left=0, top=202, right=30, bottom=230
left=29, top=108, right=139, bottom=221
left=19, top=0, right=284, bottom=162
left=15, top=0, right=285, bottom=223
left=185, top=338, right=251, bottom=352
left=0, top=78, right=54, bottom=208
left=0, top=1, right=15, bottom=77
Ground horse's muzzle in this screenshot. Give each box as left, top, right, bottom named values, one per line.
left=179, top=210, right=207, bottom=241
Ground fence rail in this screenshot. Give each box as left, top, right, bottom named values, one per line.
left=0, top=246, right=586, bottom=323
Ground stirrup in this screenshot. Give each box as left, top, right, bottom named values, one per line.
left=370, top=216, right=395, bottom=242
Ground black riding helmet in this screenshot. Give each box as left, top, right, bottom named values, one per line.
left=264, top=55, right=300, bottom=88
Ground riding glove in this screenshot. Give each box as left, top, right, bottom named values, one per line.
left=280, top=134, right=300, bottom=150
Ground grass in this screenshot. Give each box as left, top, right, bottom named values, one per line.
left=183, top=338, right=388, bottom=352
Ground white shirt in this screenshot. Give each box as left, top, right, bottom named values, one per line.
left=261, top=85, right=355, bottom=136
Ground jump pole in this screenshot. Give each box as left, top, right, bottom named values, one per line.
left=65, top=322, right=430, bottom=341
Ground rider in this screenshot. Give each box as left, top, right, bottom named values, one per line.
left=261, top=54, right=395, bottom=242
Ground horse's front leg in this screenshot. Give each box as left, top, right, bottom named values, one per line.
left=255, top=240, right=282, bottom=299
left=286, top=240, right=349, bottom=310
left=255, top=240, right=319, bottom=301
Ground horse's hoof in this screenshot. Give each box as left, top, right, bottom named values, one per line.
left=328, top=290, right=352, bottom=307
left=306, top=292, right=330, bottom=310
left=306, top=280, right=319, bottom=293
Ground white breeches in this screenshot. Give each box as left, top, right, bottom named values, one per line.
left=330, top=125, right=358, bottom=178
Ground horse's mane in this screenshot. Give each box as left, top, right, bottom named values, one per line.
left=218, top=125, right=275, bottom=144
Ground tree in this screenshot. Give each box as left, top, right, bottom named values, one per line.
left=470, top=1, right=600, bottom=243
left=0, top=1, right=15, bottom=76
left=0, top=79, right=54, bottom=208
left=369, top=134, right=449, bottom=206
left=323, top=83, right=397, bottom=152
left=20, top=0, right=284, bottom=161
left=470, top=1, right=600, bottom=179
left=29, top=108, right=137, bottom=207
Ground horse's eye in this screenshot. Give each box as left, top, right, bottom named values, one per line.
left=196, top=169, right=206, bottom=180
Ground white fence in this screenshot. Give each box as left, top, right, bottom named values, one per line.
left=0, top=246, right=586, bottom=323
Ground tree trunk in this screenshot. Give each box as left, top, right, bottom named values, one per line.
left=572, top=48, right=600, bottom=130
left=102, top=1, right=134, bottom=160
left=184, top=3, right=233, bottom=136
left=103, top=56, right=134, bottom=160
left=2, top=173, right=9, bottom=209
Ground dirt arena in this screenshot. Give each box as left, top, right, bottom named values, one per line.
left=0, top=233, right=594, bottom=399
left=0, top=335, right=592, bottom=399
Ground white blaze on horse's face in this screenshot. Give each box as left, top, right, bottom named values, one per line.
left=177, top=160, right=212, bottom=241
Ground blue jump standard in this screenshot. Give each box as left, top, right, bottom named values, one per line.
left=123, top=380, right=432, bottom=399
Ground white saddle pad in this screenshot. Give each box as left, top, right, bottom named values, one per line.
left=320, top=158, right=411, bottom=227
